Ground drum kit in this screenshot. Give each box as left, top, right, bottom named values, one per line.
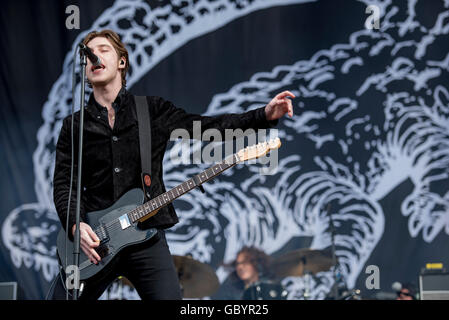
left=107, top=248, right=360, bottom=300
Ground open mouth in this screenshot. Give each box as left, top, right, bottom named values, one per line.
left=91, top=64, right=105, bottom=73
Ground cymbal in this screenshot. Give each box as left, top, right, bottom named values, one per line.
left=172, top=255, right=219, bottom=298
left=271, top=248, right=334, bottom=278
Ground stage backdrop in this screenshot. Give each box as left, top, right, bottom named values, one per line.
left=1, top=0, right=449, bottom=300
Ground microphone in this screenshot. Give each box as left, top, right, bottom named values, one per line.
left=79, top=43, right=102, bottom=67
left=392, top=281, right=402, bottom=292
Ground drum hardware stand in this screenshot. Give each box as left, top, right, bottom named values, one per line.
left=177, top=268, right=185, bottom=297
left=303, top=270, right=312, bottom=300
left=327, top=203, right=345, bottom=300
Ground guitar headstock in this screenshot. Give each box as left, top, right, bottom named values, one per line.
left=236, top=138, right=281, bottom=162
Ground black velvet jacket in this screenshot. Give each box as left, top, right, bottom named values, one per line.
left=53, top=88, right=277, bottom=234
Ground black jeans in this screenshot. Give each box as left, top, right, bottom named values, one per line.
left=48, top=229, right=182, bottom=300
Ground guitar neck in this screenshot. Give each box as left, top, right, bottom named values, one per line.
left=127, top=154, right=239, bottom=223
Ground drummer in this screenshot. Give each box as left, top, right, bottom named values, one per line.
left=235, top=247, right=273, bottom=289
left=212, top=246, right=274, bottom=299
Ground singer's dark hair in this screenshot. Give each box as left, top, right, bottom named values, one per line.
left=81, top=29, right=129, bottom=87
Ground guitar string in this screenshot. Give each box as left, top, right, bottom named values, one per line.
left=94, top=163, right=235, bottom=237
left=96, top=185, right=193, bottom=235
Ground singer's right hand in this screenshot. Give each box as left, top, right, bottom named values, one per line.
left=72, top=222, right=101, bottom=264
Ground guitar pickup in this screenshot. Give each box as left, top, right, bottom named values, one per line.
left=95, top=225, right=109, bottom=243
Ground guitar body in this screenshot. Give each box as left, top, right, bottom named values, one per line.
left=56, top=188, right=158, bottom=285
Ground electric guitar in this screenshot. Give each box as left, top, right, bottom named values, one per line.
left=56, top=138, right=281, bottom=291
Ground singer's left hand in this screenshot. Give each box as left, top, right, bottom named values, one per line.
left=265, top=91, right=296, bottom=121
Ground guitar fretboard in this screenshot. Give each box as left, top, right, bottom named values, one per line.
left=127, top=154, right=238, bottom=223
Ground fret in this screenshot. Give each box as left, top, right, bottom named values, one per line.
left=139, top=206, right=143, bottom=217
left=207, top=167, right=214, bottom=177
left=118, top=151, right=244, bottom=225
left=140, top=206, right=145, bottom=219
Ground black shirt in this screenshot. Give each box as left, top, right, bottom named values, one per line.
left=53, top=88, right=277, bottom=234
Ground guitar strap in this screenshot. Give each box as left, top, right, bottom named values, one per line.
left=134, top=95, right=152, bottom=202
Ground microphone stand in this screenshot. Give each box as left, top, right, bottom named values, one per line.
left=327, top=204, right=340, bottom=300
left=72, top=47, right=87, bottom=300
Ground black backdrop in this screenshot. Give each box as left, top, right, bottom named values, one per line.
left=1, top=0, right=448, bottom=300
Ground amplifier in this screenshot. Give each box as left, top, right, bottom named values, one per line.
left=0, top=282, right=17, bottom=300
left=419, top=272, right=449, bottom=300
